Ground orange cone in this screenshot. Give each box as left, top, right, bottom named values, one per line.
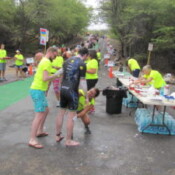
left=28, top=65, right=33, bottom=75
left=108, top=67, right=114, bottom=78
left=104, top=59, right=109, bottom=66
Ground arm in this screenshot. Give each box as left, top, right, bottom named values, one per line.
left=52, top=66, right=61, bottom=70
left=133, top=77, right=153, bottom=85
left=77, top=104, right=93, bottom=118
left=79, top=78, right=87, bottom=94
left=43, top=68, right=63, bottom=82
left=86, top=68, right=97, bottom=74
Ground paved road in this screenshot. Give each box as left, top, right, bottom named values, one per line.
left=0, top=39, right=175, bottom=175
left=0, top=63, right=175, bottom=175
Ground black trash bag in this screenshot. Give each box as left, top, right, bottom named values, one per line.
left=102, top=86, right=127, bottom=98
left=102, top=86, right=127, bottom=114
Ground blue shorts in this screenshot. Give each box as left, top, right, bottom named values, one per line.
left=0, top=63, right=6, bottom=71
left=30, top=89, right=48, bottom=112
left=16, top=65, right=23, bottom=68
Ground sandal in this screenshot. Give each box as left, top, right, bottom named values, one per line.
left=37, top=132, right=49, bottom=137
left=28, top=143, right=43, bottom=149
left=65, top=140, right=80, bottom=146
left=56, top=132, right=64, bottom=142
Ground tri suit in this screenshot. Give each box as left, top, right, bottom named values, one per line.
left=60, top=56, right=86, bottom=111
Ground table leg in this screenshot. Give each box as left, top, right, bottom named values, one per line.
left=142, top=106, right=171, bottom=135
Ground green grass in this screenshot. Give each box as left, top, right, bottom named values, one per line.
left=0, top=77, right=33, bottom=110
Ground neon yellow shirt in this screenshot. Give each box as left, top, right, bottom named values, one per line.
left=144, top=70, right=166, bottom=89
left=15, top=54, right=24, bottom=66
left=77, top=89, right=95, bottom=111
left=128, top=58, right=140, bottom=71
left=86, top=59, right=98, bottom=79
left=97, top=52, right=101, bottom=61
left=51, top=56, right=64, bottom=73
left=84, top=57, right=91, bottom=64
left=0, top=49, right=7, bottom=63
left=31, top=58, right=52, bottom=91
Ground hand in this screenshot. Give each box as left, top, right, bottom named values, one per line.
left=54, top=68, right=63, bottom=77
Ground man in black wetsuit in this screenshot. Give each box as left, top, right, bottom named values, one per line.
left=55, top=47, right=89, bottom=146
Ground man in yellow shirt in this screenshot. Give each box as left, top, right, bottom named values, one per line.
left=134, top=65, right=166, bottom=89
left=127, top=58, right=140, bottom=77
left=0, top=44, right=7, bottom=81
left=29, top=47, right=63, bottom=149
left=14, top=50, right=25, bottom=79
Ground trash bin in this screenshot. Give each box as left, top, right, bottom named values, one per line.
left=116, top=78, right=122, bottom=87
left=103, top=87, right=127, bottom=114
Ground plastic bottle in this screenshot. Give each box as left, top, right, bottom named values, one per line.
left=164, top=85, right=170, bottom=96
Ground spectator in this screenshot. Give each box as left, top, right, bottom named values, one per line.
left=0, top=44, right=7, bottom=81
left=14, top=50, right=25, bottom=79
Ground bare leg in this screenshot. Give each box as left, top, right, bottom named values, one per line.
left=55, top=91, right=60, bottom=101
left=37, top=107, right=49, bottom=135
left=19, top=68, right=24, bottom=78
left=55, top=108, right=66, bottom=141
left=28, top=112, right=45, bottom=148
left=65, top=111, right=80, bottom=146
left=2, top=70, right=5, bottom=79
left=16, top=67, right=19, bottom=79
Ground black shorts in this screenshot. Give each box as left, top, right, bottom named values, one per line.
left=60, top=87, right=78, bottom=111
left=86, top=79, right=98, bottom=90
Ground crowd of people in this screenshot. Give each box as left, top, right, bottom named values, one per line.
left=1, top=36, right=168, bottom=149
left=28, top=37, right=102, bottom=148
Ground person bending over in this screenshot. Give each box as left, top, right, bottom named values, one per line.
left=77, top=88, right=100, bottom=134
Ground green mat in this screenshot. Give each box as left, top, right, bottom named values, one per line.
left=0, top=77, right=33, bottom=110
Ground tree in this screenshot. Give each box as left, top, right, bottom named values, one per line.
left=0, top=0, right=90, bottom=52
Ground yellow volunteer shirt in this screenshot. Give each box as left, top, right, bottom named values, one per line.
left=0, top=49, right=7, bottom=63
left=97, top=52, right=101, bottom=61
left=128, top=58, right=140, bottom=71
left=31, top=58, right=52, bottom=91
left=15, top=54, right=24, bottom=66
left=144, top=70, right=166, bottom=89
left=86, top=59, right=98, bottom=79
left=77, top=89, right=95, bottom=112
left=84, top=57, right=91, bottom=64
left=51, top=56, right=64, bottom=74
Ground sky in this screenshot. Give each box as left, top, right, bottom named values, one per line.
left=83, top=0, right=108, bottom=30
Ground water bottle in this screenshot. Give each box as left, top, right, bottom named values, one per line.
left=164, top=85, right=170, bottom=96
